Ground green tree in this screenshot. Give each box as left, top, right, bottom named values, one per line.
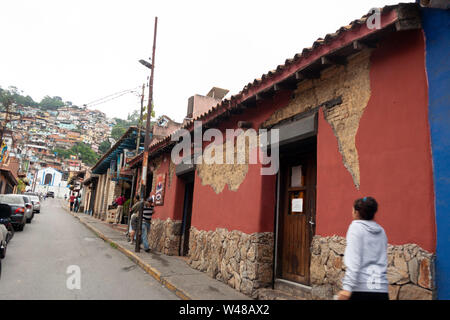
left=126, top=109, right=141, bottom=125
left=17, top=179, right=27, bottom=193
left=110, top=126, right=127, bottom=140
left=53, top=143, right=100, bottom=166
left=39, top=95, right=64, bottom=110
left=71, top=142, right=99, bottom=165
left=99, top=140, right=111, bottom=154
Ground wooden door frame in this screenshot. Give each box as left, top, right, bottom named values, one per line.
left=179, top=172, right=195, bottom=256
left=274, top=137, right=317, bottom=285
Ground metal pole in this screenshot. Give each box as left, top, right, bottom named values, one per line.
left=136, top=16, right=157, bottom=253
left=135, top=83, right=145, bottom=154
left=127, top=167, right=137, bottom=236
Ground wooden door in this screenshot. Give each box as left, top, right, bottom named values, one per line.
left=179, top=172, right=195, bottom=256
left=279, top=151, right=316, bottom=284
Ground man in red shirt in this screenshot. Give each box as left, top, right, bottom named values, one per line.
left=69, top=193, right=76, bottom=211
left=114, top=194, right=126, bottom=224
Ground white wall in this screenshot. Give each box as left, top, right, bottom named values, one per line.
left=33, top=167, right=70, bottom=198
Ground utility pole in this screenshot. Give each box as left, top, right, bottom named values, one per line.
left=135, top=83, right=145, bottom=154
left=136, top=16, right=158, bottom=253
left=127, top=83, right=144, bottom=239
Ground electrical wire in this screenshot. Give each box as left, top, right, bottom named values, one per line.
left=87, top=91, right=137, bottom=108
left=84, top=86, right=141, bottom=107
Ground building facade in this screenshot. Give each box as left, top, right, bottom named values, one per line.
left=33, top=167, right=69, bottom=198
left=124, top=3, right=448, bottom=300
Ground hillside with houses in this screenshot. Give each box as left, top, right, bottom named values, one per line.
left=0, top=101, right=115, bottom=195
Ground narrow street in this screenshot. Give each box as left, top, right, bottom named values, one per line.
left=0, top=198, right=179, bottom=300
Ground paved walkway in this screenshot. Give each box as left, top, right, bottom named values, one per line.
left=61, top=201, right=251, bottom=300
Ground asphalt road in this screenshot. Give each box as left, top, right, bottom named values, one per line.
left=0, top=198, right=179, bottom=300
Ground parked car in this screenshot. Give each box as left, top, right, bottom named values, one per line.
left=0, top=224, right=7, bottom=259
left=0, top=203, right=15, bottom=259
left=25, top=194, right=41, bottom=213
left=0, top=194, right=30, bottom=231
left=46, top=191, right=54, bottom=198
left=22, top=195, right=34, bottom=223
left=0, top=203, right=14, bottom=244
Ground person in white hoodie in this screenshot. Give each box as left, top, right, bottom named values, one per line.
left=337, top=196, right=389, bottom=300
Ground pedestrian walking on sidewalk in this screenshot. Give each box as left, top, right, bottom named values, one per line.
left=141, top=196, right=154, bottom=253
left=127, top=195, right=142, bottom=243
left=73, top=196, right=79, bottom=213
left=337, top=197, right=389, bottom=300
left=129, top=211, right=138, bottom=244
left=69, top=193, right=76, bottom=211
left=114, top=194, right=126, bottom=224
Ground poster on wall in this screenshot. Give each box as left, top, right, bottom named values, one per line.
left=154, top=173, right=166, bottom=206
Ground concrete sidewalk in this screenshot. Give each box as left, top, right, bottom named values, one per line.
left=61, top=201, right=251, bottom=300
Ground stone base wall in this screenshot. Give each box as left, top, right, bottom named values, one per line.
left=188, top=227, right=274, bottom=298
left=310, top=235, right=436, bottom=300
left=148, top=218, right=182, bottom=256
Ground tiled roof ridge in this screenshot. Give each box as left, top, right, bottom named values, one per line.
left=127, top=3, right=414, bottom=164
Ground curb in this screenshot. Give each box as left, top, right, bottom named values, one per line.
left=61, top=202, right=191, bottom=300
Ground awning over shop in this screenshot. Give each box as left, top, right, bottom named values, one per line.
left=91, top=127, right=147, bottom=175
left=83, top=175, right=99, bottom=186
left=0, top=168, right=18, bottom=186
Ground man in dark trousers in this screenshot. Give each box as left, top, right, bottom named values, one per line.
left=141, top=196, right=154, bottom=252
left=69, top=193, right=76, bottom=211
left=114, top=194, right=126, bottom=224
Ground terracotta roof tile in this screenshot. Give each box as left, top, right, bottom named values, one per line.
left=127, top=3, right=410, bottom=161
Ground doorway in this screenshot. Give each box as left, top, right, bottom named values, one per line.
left=276, top=137, right=316, bottom=285
left=179, top=172, right=195, bottom=256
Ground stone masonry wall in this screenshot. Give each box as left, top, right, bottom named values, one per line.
left=188, top=227, right=274, bottom=298
left=310, top=235, right=435, bottom=300
left=147, top=218, right=182, bottom=256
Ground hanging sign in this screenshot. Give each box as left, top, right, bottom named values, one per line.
left=154, top=173, right=166, bottom=206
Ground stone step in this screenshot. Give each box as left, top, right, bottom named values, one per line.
left=274, top=279, right=313, bottom=299
left=256, top=288, right=306, bottom=300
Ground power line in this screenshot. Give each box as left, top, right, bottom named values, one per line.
left=84, top=86, right=141, bottom=107
left=87, top=91, right=137, bottom=108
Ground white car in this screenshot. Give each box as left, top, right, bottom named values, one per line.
left=21, top=195, right=34, bottom=223
left=28, top=195, right=41, bottom=213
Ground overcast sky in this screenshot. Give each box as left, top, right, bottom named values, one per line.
left=0, top=0, right=405, bottom=122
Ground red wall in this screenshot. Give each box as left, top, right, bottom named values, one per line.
left=187, top=92, right=290, bottom=233
left=151, top=154, right=185, bottom=221
left=316, top=30, right=436, bottom=252
left=151, top=29, right=436, bottom=252
left=191, top=164, right=276, bottom=234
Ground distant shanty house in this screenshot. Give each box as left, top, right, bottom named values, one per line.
left=57, top=121, right=77, bottom=131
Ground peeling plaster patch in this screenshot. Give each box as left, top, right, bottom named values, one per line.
left=168, top=159, right=175, bottom=187
left=264, top=50, right=372, bottom=189
left=263, top=79, right=318, bottom=128
left=196, top=132, right=258, bottom=194
left=321, top=51, right=372, bottom=189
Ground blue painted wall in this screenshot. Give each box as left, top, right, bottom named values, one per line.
left=421, top=7, right=450, bottom=300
